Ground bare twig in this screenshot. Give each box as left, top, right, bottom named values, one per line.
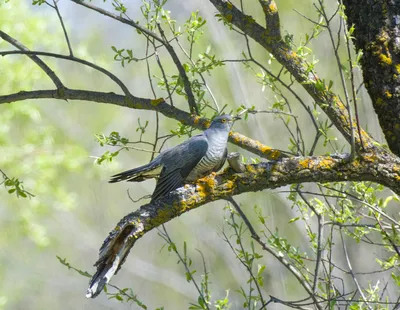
left=225, top=196, right=319, bottom=307
left=156, top=23, right=198, bottom=114
left=158, top=225, right=210, bottom=310
left=0, top=50, right=131, bottom=96
left=53, top=0, right=74, bottom=56
left=340, top=229, right=373, bottom=310
left=0, top=31, right=64, bottom=90
left=70, top=0, right=164, bottom=44
left=318, top=0, right=356, bottom=159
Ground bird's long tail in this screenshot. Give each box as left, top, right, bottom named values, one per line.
left=86, top=221, right=137, bottom=298
left=109, top=158, right=162, bottom=183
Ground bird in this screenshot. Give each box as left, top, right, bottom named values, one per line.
left=109, top=114, right=239, bottom=202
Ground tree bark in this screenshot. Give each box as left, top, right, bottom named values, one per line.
left=343, top=0, right=400, bottom=156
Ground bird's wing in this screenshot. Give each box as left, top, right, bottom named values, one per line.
left=151, top=134, right=208, bottom=202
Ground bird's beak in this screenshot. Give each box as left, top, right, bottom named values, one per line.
left=233, top=115, right=241, bottom=121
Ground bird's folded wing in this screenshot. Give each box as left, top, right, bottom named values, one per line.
left=151, top=135, right=208, bottom=201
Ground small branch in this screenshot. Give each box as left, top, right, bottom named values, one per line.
left=258, top=0, right=281, bottom=39
left=209, top=0, right=376, bottom=152
left=374, top=215, right=400, bottom=258
left=71, top=0, right=198, bottom=114
left=53, top=0, right=74, bottom=56
left=156, top=23, right=198, bottom=114
left=297, top=191, right=324, bottom=293
left=340, top=229, right=373, bottom=310
left=222, top=209, right=265, bottom=306
left=341, top=5, right=364, bottom=151
left=0, top=50, right=131, bottom=97
left=0, top=31, right=64, bottom=90
left=70, top=0, right=164, bottom=44
left=158, top=226, right=210, bottom=310
left=168, top=31, right=220, bottom=112
left=319, top=0, right=356, bottom=159
left=226, top=197, right=319, bottom=307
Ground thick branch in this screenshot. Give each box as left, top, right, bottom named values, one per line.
left=343, top=0, right=400, bottom=156
left=0, top=88, right=284, bottom=159
left=86, top=150, right=400, bottom=297
left=209, top=0, right=376, bottom=151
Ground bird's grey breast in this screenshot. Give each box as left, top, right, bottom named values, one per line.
left=185, top=128, right=228, bottom=182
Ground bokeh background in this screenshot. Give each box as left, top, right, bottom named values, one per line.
left=0, top=1, right=391, bottom=309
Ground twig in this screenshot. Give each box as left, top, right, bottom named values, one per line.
left=156, top=23, right=198, bottom=114
left=226, top=204, right=265, bottom=306
left=158, top=225, right=210, bottom=310
left=53, top=0, right=74, bottom=56
left=225, top=196, right=319, bottom=307
left=318, top=0, right=356, bottom=159
left=340, top=229, right=373, bottom=310
left=70, top=0, right=164, bottom=44
left=0, top=50, right=131, bottom=96
left=0, top=31, right=64, bottom=90
left=341, top=1, right=364, bottom=151
left=297, top=191, right=324, bottom=294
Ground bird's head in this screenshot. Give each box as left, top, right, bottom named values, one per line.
left=209, top=114, right=240, bottom=131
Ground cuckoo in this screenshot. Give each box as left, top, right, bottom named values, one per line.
left=109, top=114, right=239, bottom=202
left=85, top=115, right=238, bottom=298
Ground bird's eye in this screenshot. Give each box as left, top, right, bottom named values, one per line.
left=221, top=119, right=226, bottom=123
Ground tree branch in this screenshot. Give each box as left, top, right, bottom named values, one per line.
left=0, top=88, right=285, bottom=160
left=0, top=31, right=65, bottom=90
left=53, top=0, right=74, bottom=56
left=209, top=0, right=376, bottom=152
left=71, top=0, right=199, bottom=114
left=70, top=0, right=164, bottom=44
left=86, top=150, right=400, bottom=297
left=0, top=49, right=131, bottom=96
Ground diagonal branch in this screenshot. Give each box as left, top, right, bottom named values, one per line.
left=86, top=150, right=400, bottom=297
left=71, top=0, right=164, bottom=43
left=71, top=0, right=198, bottom=114
left=53, top=0, right=74, bottom=56
left=0, top=88, right=285, bottom=160
left=1, top=49, right=131, bottom=96
left=0, top=31, right=65, bottom=90
left=209, top=0, right=376, bottom=152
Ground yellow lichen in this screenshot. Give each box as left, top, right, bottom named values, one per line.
left=268, top=2, right=277, bottom=13
left=246, top=165, right=257, bottom=174
left=317, top=158, right=333, bottom=169
left=384, top=90, right=392, bottom=99
left=196, top=174, right=217, bottom=199
left=395, top=64, right=400, bottom=74
left=193, top=115, right=201, bottom=125
left=363, top=154, right=378, bottom=162
left=150, top=98, right=164, bottom=106
left=379, top=54, right=392, bottom=65
left=226, top=2, right=233, bottom=9
left=203, top=120, right=211, bottom=129
left=299, top=158, right=312, bottom=168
